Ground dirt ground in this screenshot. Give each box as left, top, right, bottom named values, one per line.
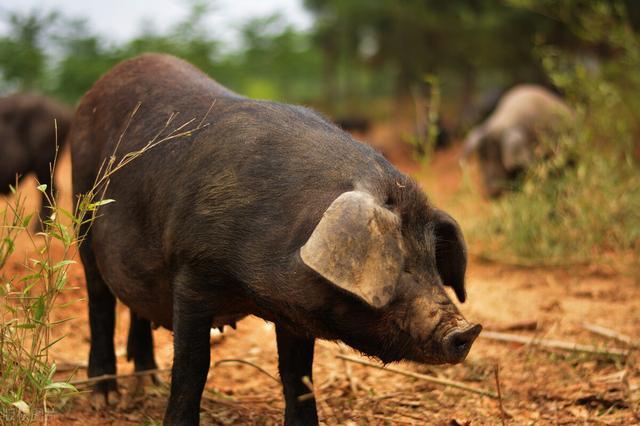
left=2, top=138, right=639, bottom=425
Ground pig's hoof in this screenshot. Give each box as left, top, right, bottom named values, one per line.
left=90, top=380, right=119, bottom=409
left=131, top=373, right=162, bottom=396
left=90, top=389, right=119, bottom=409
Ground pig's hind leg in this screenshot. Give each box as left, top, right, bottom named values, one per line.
left=80, top=240, right=118, bottom=408
left=126, top=310, right=160, bottom=394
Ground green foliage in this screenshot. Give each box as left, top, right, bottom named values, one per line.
left=0, top=1, right=581, bottom=119
left=472, top=1, right=640, bottom=265
left=406, top=75, right=442, bottom=164
left=0, top=4, right=324, bottom=108
left=0, top=11, right=57, bottom=90
left=1, top=188, right=80, bottom=424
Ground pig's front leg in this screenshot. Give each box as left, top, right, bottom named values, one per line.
left=276, top=324, right=318, bottom=426
left=164, top=282, right=213, bottom=425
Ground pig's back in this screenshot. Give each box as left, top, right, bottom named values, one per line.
left=487, top=85, right=571, bottom=133
left=70, top=53, right=238, bottom=194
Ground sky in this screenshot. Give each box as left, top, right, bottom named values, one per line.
left=0, top=0, right=314, bottom=48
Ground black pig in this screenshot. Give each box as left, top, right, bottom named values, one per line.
left=0, top=93, right=72, bottom=225
left=69, top=54, right=481, bottom=425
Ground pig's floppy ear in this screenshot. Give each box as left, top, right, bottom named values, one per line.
left=300, top=191, right=404, bottom=309
left=501, top=127, right=531, bottom=171
left=432, top=210, right=468, bottom=303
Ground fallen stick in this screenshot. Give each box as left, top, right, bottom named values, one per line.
left=69, top=367, right=172, bottom=386
left=213, top=359, right=280, bottom=383
left=486, top=320, right=538, bottom=332
left=70, top=358, right=280, bottom=387
left=55, top=362, right=87, bottom=372
left=481, top=331, right=629, bottom=357
left=339, top=347, right=359, bottom=394
left=336, top=354, right=498, bottom=399
left=581, top=323, right=639, bottom=348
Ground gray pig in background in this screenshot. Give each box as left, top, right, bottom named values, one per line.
left=461, top=84, right=573, bottom=197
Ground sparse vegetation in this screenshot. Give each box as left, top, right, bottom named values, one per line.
left=0, top=153, right=81, bottom=424
left=470, top=2, right=640, bottom=266
left=0, top=109, right=206, bottom=424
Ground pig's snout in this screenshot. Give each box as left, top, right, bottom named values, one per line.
left=442, top=323, right=482, bottom=363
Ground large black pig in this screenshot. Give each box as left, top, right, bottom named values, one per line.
left=0, top=93, right=72, bottom=224
left=69, top=54, right=481, bottom=425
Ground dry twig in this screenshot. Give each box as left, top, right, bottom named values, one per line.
left=69, top=367, right=171, bottom=386
left=481, top=331, right=629, bottom=357
left=581, top=323, right=639, bottom=348
left=336, top=354, right=498, bottom=399
left=494, top=365, right=508, bottom=425
left=339, top=347, right=359, bottom=394
left=486, top=320, right=538, bottom=332
left=213, top=358, right=279, bottom=383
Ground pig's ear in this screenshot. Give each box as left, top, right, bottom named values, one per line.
left=501, top=127, right=531, bottom=171
left=300, top=191, right=404, bottom=309
left=432, top=210, right=467, bottom=303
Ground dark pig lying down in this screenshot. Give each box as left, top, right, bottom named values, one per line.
left=69, top=53, right=481, bottom=425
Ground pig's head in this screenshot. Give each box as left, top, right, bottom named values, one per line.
left=463, top=126, right=530, bottom=197
left=300, top=189, right=481, bottom=365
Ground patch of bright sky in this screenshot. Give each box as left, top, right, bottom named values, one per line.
left=0, top=0, right=314, bottom=50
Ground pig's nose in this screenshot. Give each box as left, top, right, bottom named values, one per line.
left=443, top=323, right=482, bottom=363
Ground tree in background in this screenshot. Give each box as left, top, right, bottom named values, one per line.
left=304, top=0, right=582, bottom=123
left=0, top=10, right=58, bottom=91
left=1, top=0, right=638, bottom=125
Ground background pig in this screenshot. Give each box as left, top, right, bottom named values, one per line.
left=461, top=84, right=573, bottom=197
left=69, top=54, right=481, bottom=425
left=0, top=93, right=72, bottom=225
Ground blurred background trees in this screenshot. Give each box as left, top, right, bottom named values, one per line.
left=1, top=0, right=635, bottom=120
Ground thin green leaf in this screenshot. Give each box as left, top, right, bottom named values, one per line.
left=53, top=260, right=75, bottom=271
left=44, top=382, right=77, bottom=391
left=33, top=297, right=45, bottom=322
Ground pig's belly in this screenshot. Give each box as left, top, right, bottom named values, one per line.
left=100, top=263, right=175, bottom=328
left=94, top=241, right=249, bottom=330
left=92, top=217, right=250, bottom=330
left=91, top=224, right=174, bottom=327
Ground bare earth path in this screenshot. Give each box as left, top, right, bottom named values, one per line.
left=3, top=144, right=639, bottom=425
